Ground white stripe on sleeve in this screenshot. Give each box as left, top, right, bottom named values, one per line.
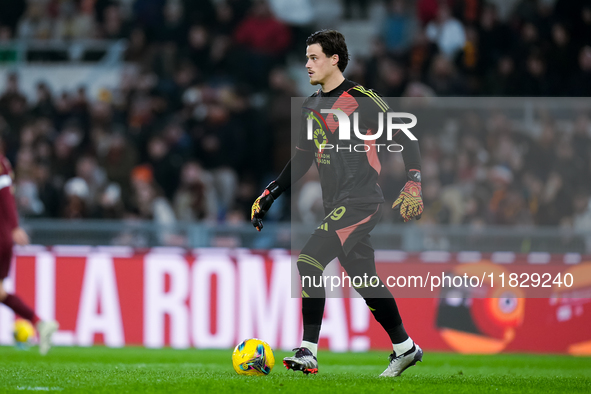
left=0, top=174, right=12, bottom=190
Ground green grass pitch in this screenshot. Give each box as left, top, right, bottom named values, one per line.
left=1, top=346, right=590, bottom=393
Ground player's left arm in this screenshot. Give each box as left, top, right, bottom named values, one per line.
left=352, top=88, right=423, bottom=222
left=390, top=128, right=423, bottom=222
left=0, top=160, right=30, bottom=245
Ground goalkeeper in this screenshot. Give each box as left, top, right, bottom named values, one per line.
left=251, top=30, right=423, bottom=377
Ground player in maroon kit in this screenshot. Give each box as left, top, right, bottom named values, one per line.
left=0, top=154, right=58, bottom=354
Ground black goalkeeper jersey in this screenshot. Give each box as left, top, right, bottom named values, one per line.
left=297, top=79, right=394, bottom=208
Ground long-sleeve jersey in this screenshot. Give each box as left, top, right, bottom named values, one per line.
left=276, top=79, right=421, bottom=208
left=0, top=155, right=18, bottom=237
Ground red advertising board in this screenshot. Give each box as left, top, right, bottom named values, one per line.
left=1, top=247, right=590, bottom=355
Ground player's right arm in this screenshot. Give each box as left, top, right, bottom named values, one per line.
left=251, top=147, right=315, bottom=231
left=251, top=105, right=316, bottom=231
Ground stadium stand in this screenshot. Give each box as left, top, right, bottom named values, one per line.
left=0, top=0, right=590, bottom=233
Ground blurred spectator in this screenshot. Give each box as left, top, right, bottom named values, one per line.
left=15, top=178, right=44, bottom=217
left=159, top=0, right=187, bottom=44
left=478, top=3, right=513, bottom=72
left=32, top=83, right=55, bottom=119
left=364, top=38, right=388, bottom=90
left=232, top=177, right=261, bottom=222
left=574, top=193, right=591, bottom=252
left=404, top=29, right=439, bottom=81
left=440, top=186, right=467, bottom=224
left=62, top=177, right=90, bottom=219
left=173, top=161, right=217, bottom=221
left=0, top=26, right=16, bottom=63
left=127, top=164, right=176, bottom=224
left=511, top=21, right=540, bottom=71
left=267, top=68, right=298, bottom=173
left=211, top=1, right=239, bottom=36
left=511, top=0, right=539, bottom=25
left=524, top=122, right=555, bottom=180
left=518, top=51, right=553, bottom=96
left=493, top=184, right=533, bottom=226
left=427, top=55, right=465, bottom=95
left=192, top=103, right=242, bottom=217
left=417, top=0, right=439, bottom=26
left=269, top=0, right=314, bottom=26
left=133, top=0, right=166, bottom=35
left=547, top=22, right=577, bottom=95
left=572, top=114, right=591, bottom=169
left=183, top=25, right=213, bottom=77
left=0, top=73, right=28, bottom=136
left=382, top=0, right=417, bottom=54
left=34, top=162, right=60, bottom=218
left=17, top=2, right=52, bottom=40
left=53, top=0, right=97, bottom=40
left=127, top=164, right=178, bottom=244
left=418, top=178, right=445, bottom=224
left=425, top=3, right=466, bottom=58
left=536, top=170, right=572, bottom=225
left=100, top=3, right=131, bottom=39
left=182, top=0, right=216, bottom=28
left=98, top=132, right=138, bottom=198
left=574, top=3, right=591, bottom=47
left=451, top=0, right=481, bottom=25
left=0, top=0, right=26, bottom=35
left=454, top=26, right=485, bottom=94
left=146, top=134, right=181, bottom=200
left=124, top=27, right=150, bottom=63
left=343, top=0, right=370, bottom=20
left=75, top=155, right=108, bottom=211
left=569, top=45, right=591, bottom=96
left=485, top=56, right=520, bottom=95
left=233, top=0, right=292, bottom=87
left=94, top=182, right=125, bottom=219
left=376, top=58, right=408, bottom=97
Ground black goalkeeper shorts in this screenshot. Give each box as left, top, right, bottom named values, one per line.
left=312, top=203, right=383, bottom=255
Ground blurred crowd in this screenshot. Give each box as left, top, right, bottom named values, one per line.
left=374, top=109, right=591, bottom=230
left=347, top=0, right=591, bottom=97
left=0, top=0, right=590, bottom=231
left=0, top=0, right=303, bottom=227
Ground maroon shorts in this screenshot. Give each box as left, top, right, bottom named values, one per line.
left=0, top=235, right=12, bottom=280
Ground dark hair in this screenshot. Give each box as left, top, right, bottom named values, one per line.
left=306, top=29, right=350, bottom=72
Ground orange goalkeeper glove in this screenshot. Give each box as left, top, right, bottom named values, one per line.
left=392, top=170, right=423, bottom=222
left=251, top=181, right=282, bottom=231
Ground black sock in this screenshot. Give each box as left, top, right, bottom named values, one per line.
left=297, top=235, right=341, bottom=344
left=386, top=324, right=409, bottom=345
left=364, top=297, right=408, bottom=344
left=302, top=298, right=325, bottom=343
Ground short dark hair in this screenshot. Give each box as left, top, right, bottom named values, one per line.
left=306, top=29, right=349, bottom=72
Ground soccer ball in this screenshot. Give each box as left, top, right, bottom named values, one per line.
left=13, top=319, right=35, bottom=348
left=232, top=338, right=275, bottom=376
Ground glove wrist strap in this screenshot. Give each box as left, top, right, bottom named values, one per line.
left=407, top=169, right=421, bottom=183
left=266, top=181, right=282, bottom=200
